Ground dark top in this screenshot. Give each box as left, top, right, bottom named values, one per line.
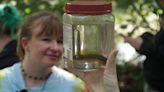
left=0, top=40, right=19, bottom=69
left=137, top=28, right=164, bottom=91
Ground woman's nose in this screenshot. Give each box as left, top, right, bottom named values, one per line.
left=50, top=41, right=60, bottom=50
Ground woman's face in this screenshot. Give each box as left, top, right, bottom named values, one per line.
left=22, top=27, right=64, bottom=68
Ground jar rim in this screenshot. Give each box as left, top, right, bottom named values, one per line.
left=64, top=1, right=112, bottom=15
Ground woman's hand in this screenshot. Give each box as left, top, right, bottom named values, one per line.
left=104, top=49, right=120, bottom=92
left=68, top=49, right=119, bottom=92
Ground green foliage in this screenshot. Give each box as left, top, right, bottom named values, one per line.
left=0, top=0, right=163, bottom=34
left=0, top=0, right=70, bottom=17
left=106, top=0, right=164, bottom=37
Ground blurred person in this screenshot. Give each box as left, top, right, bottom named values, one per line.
left=0, top=3, right=22, bottom=69
left=0, top=11, right=119, bottom=92
left=124, top=15, right=164, bottom=92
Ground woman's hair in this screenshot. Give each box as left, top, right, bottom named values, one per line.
left=17, top=11, right=63, bottom=60
left=0, top=3, right=22, bottom=37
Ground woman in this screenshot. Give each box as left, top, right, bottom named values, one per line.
left=0, top=3, right=21, bottom=69
left=0, top=11, right=119, bottom=92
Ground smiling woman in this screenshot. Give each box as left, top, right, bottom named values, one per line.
left=0, top=11, right=120, bottom=92
left=0, top=11, right=85, bottom=92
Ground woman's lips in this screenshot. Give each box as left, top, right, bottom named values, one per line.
left=46, top=54, right=59, bottom=60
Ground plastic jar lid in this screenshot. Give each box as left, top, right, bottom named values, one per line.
left=64, top=1, right=112, bottom=15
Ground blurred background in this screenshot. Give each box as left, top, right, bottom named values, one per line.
left=0, top=0, right=164, bottom=92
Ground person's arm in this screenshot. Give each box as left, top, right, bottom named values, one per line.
left=124, top=30, right=164, bottom=61
left=124, top=32, right=157, bottom=57
left=133, top=30, right=164, bottom=59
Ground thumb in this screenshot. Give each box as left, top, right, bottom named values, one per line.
left=104, top=49, right=120, bottom=92
left=105, top=49, right=118, bottom=74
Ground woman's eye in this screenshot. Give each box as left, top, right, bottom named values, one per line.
left=57, top=40, right=63, bottom=44
left=42, top=38, right=51, bottom=42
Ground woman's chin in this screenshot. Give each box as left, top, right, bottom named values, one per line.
left=43, top=57, right=60, bottom=67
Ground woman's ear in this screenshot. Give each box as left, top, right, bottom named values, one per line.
left=21, top=37, right=29, bottom=51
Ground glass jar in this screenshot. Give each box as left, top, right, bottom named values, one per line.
left=63, top=1, right=115, bottom=71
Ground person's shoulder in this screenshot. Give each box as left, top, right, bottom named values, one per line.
left=52, top=66, right=76, bottom=79
left=51, top=66, right=85, bottom=92
left=52, top=66, right=82, bottom=82
left=0, top=63, right=20, bottom=79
